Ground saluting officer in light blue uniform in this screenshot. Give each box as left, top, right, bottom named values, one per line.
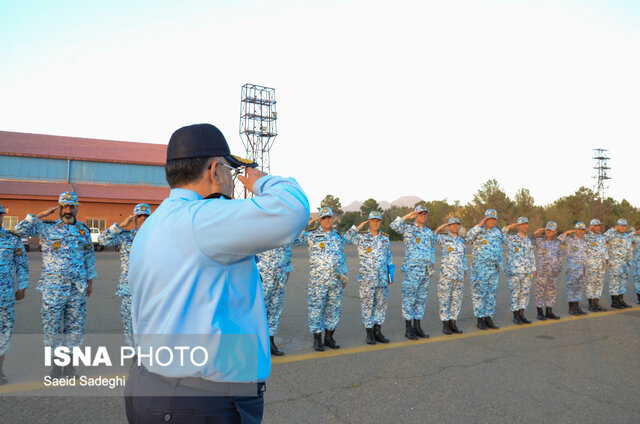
left=390, top=205, right=434, bottom=340
left=295, top=207, right=347, bottom=352
left=502, top=217, right=536, bottom=325
left=0, top=203, right=29, bottom=385
left=98, top=203, right=151, bottom=348
left=466, top=209, right=503, bottom=330
left=257, top=243, right=292, bottom=356
left=531, top=221, right=562, bottom=320
left=558, top=222, right=589, bottom=315
left=15, top=192, right=97, bottom=378
left=631, top=227, right=640, bottom=305
left=434, top=217, right=466, bottom=335
left=344, top=211, right=393, bottom=345
left=584, top=218, right=608, bottom=312
left=605, top=218, right=634, bottom=309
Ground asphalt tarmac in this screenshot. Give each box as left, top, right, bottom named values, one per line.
left=1, top=245, right=639, bottom=423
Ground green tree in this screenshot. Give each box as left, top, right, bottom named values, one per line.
left=337, top=211, right=363, bottom=234
left=319, top=194, right=343, bottom=220
left=360, top=198, right=380, bottom=217
left=469, top=179, right=514, bottom=225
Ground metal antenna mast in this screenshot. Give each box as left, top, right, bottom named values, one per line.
left=592, top=148, right=611, bottom=224
left=236, top=84, right=277, bottom=198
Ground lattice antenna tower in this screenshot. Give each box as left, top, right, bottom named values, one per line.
left=592, top=148, right=611, bottom=223
left=236, top=84, right=277, bottom=198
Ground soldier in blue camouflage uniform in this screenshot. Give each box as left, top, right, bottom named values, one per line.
left=558, top=222, right=589, bottom=315
left=466, top=209, right=503, bottom=330
left=584, top=219, right=608, bottom=312
left=632, top=228, right=640, bottom=305
left=0, top=203, right=29, bottom=385
left=98, top=203, right=151, bottom=348
left=531, top=221, right=561, bottom=320
left=15, top=192, right=97, bottom=378
left=502, top=217, right=537, bottom=325
left=434, top=217, right=466, bottom=335
left=390, top=205, right=434, bottom=340
left=344, top=211, right=393, bottom=345
left=295, top=207, right=347, bottom=351
left=257, top=243, right=292, bottom=356
left=605, top=218, right=633, bottom=309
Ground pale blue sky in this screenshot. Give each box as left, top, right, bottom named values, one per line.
left=1, top=0, right=639, bottom=209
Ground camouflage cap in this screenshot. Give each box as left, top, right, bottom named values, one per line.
left=414, top=205, right=428, bottom=213
left=448, top=217, right=461, bottom=225
left=590, top=219, right=602, bottom=226
left=517, top=216, right=528, bottom=224
left=575, top=222, right=586, bottom=230
left=545, top=221, right=558, bottom=232
left=134, top=203, right=151, bottom=216
left=318, top=207, right=333, bottom=218
left=368, top=211, right=382, bottom=220
left=485, top=209, right=498, bottom=219
left=617, top=218, right=628, bottom=226
left=59, top=191, right=80, bottom=206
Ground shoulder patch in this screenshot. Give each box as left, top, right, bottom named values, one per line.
left=382, top=232, right=390, bottom=237
left=359, top=230, right=368, bottom=234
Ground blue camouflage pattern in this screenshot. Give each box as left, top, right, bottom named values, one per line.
left=15, top=214, right=97, bottom=348
left=435, top=233, right=466, bottom=321
left=632, top=233, right=640, bottom=294
left=0, top=228, right=29, bottom=355
left=583, top=230, right=608, bottom=299
left=295, top=226, right=347, bottom=333
left=605, top=228, right=633, bottom=296
left=257, top=245, right=290, bottom=336
left=390, top=216, right=435, bottom=320
left=344, top=226, right=393, bottom=328
left=502, top=228, right=536, bottom=311
left=558, top=233, right=588, bottom=302
left=98, top=223, right=138, bottom=347
left=466, top=224, right=503, bottom=318
left=531, top=236, right=561, bottom=308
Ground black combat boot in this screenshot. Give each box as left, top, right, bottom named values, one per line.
left=63, top=364, right=80, bottom=378
left=442, top=320, right=453, bottom=335
left=576, top=302, right=587, bottom=314
left=366, top=328, right=376, bottom=345
left=324, top=330, right=339, bottom=349
left=545, top=307, right=560, bottom=320
left=0, top=356, right=6, bottom=385
left=568, top=302, right=579, bottom=315
left=405, top=320, right=418, bottom=340
left=619, top=294, right=630, bottom=308
left=312, top=333, right=324, bottom=352
left=412, top=319, right=429, bottom=338
left=519, top=309, right=531, bottom=324
left=611, top=295, right=622, bottom=309
left=537, top=307, right=546, bottom=320
left=373, top=324, right=389, bottom=343
left=449, top=320, right=463, bottom=334
left=477, top=317, right=488, bottom=330
left=637, top=293, right=640, bottom=305
left=270, top=335, right=284, bottom=356
left=594, top=298, right=606, bottom=311
left=588, top=299, right=597, bottom=312
left=513, top=311, right=523, bottom=325
left=485, top=316, right=499, bottom=329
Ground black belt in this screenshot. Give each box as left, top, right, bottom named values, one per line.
left=140, top=365, right=266, bottom=396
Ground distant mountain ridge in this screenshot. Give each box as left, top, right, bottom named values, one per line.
left=343, top=195, right=424, bottom=212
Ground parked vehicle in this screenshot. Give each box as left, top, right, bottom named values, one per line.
left=91, top=228, right=103, bottom=251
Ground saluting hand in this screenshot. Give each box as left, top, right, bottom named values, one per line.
left=119, top=215, right=135, bottom=228
left=356, top=220, right=370, bottom=230
left=237, top=167, right=267, bottom=195
left=35, top=206, right=58, bottom=219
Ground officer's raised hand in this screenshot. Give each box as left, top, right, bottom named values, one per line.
left=119, top=215, right=135, bottom=228
left=356, top=220, right=370, bottom=231
left=237, top=167, right=267, bottom=195
left=402, top=210, right=421, bottom=221
left=35, top=206, right=58, bottom=219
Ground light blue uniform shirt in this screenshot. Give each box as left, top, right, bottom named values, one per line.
left=129, top=175, right=309, bottom=383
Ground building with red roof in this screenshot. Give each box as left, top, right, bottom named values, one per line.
left=0, top=130, right=169, bottom=243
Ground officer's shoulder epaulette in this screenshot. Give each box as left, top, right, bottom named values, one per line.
left=77, top=221, right=90, bottom=230
left=382, top=231, right=390, bottom=237
left=309, top=224, right=320, bottom=231
left=359, top=229, right=368, bottom=234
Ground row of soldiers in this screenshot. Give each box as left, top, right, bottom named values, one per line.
left=259, top=206, right=640, bottom=355
left=0, top=193, right=151, bottom=383
left=1, top=193, right=639, bottom=377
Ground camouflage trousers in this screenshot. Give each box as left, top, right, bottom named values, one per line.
left=437, top=277, right=463, bottom=321
left=41, top=285, right=86, bottom=348
left=534, top=274, right=557, bottom=308
left=0, top=305, right=15, bottom=356
left=585, top=263, right=606, bottom=299
left=608, top=262, right=630, bottom=296
left=120, top=295, right=134, bottom=348
left=359, top=282, right=388, bottom=328
left=507, top=274, right=532, bottom=311
left=470, top=263, right=500, bottom=317
left=401, top=268, right=430, bottom=320
left=261, top=272, right=286, bottom=337
left=308, top=277, right=343, bottom=334
left=634, top=261, right=640, bottom=294
left=565, top=266, right=585, bottom=302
